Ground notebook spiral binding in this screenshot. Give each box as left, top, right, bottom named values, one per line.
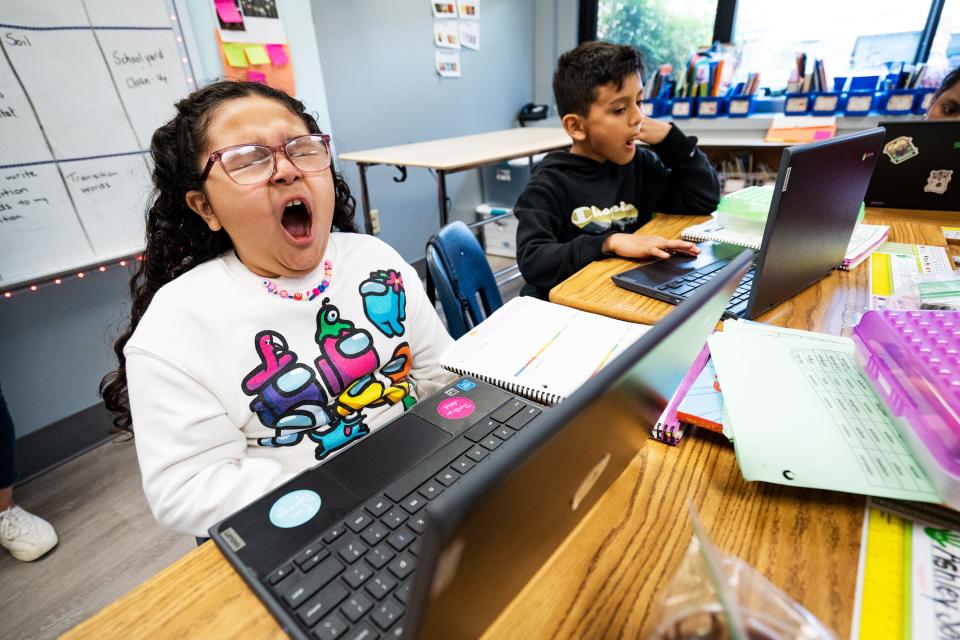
left=681, top=226, right=759, bottom=250
left=442, top=366, right=562, bottom=406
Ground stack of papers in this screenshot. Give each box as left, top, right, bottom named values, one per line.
left=708, top=320, right=941, bottom=503
left=869, top=242, right=953, bottom=310
left=764, top=115, right=837, bottom=143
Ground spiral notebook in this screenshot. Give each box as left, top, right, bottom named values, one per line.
left=439, top=297, right=650, bottom=405
left=682, top=218, right=888, bottom=271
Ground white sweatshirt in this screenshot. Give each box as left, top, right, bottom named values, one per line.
left=125, top=232, right=455, bottom=537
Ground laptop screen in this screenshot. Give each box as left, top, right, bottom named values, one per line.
left=405, top=250, right=754, bottom=639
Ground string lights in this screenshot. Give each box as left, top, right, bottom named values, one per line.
left=2, top=254, right=142, bottom=299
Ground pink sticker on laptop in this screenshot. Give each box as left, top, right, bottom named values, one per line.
left=437, top=397, right=476, bottom=419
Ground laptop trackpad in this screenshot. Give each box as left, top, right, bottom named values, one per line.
left=322, top=414, right=451, bottom=497
left=617, top=241, right=745, bottom=285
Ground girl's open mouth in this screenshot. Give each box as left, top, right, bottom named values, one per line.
left=281, top=198, right=312, bottom=240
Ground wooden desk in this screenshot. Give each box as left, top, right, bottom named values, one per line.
left=338, top=127, right=570, bottom=232
left=551, top=208, right=960, bottom=327
left=67, top=208, right=957, bottom=639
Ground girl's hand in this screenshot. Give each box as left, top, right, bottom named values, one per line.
left=602, top=233, right=701, bottom=260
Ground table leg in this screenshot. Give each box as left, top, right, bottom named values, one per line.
left=438, top=169, right=449, bottom=228
left=357, top=162, right=373, bottom=235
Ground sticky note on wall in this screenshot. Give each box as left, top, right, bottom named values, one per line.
left=223, top=42, right=248, bottom=68
left=215, top=0, right=243, bottom=24
left=266, top=44, right=288, bottom=65
left=244, top=44, right=270, bottom=66
left=247, top=70, right=267, bottom=84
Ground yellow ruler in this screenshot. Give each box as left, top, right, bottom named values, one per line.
left=858, top=506, right=912, bottom=640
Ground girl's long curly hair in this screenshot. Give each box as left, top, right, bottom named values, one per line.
left=100, top=81, right=356, bottom=435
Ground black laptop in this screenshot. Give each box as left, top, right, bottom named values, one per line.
left=612, top=127, right=886, bottom=319
left=865, top=120, right=960, bottom=212
left=210, top=252, right=753, bottom=640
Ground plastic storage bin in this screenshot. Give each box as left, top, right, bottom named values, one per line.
left=716, top=185, right=773, bottom=235
left=915, top=88, right=937, bottom=115
left=475, top=204, right=518, bottom=258
left=881, top=89, right=916, bottom=115
left=843, top=90, right=875, bottom=115
left=853, top=309, right=960, bottom=510
left=783, top=93, right=811, bottom=114
left=670, top=97, right=696, bottom=119
left=480, top=154, right=544, bottom=207
left=727, top=96, right=754, bottom=117
left=696, top=96, right=726, bottom=118
left=810, top=92, right=841, bottom=115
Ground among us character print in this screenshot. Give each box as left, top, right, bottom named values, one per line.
left=240, top=288, right=416, bottom=461
left=241, top=331, right=333, bottom=448
left=360, top=269, right=406, bottom=337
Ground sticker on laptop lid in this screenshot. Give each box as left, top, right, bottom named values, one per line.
left=437, top=396, right=476, bottom=419
left=925, top=169, right=953, bottom=195
left=455, top=379, right=477, bottom=392
left=269, top=489, right=322, bottom=528
left=883, top=136, right=919, bottom=164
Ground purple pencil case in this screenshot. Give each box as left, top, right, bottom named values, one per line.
left=853, top=309, right=960, bottom=509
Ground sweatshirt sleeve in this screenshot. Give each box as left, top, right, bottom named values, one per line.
left=399, top=262, right=457, bottom=398
left=647, top=124, right=721, bottom=214
left=126, top=349, right=296, bottom=537
left=514, top=183, right=612, bottom=296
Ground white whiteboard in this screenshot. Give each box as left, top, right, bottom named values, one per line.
left=0, top=0, right=194, bottom=288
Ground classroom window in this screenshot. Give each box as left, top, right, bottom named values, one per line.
left=932, top=0, right=960, bottom=70
left=732, top=0, right=932, bottom=88
left=595, top=0, right=719, bottom=77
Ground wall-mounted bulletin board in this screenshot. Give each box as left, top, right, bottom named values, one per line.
left=0, top=0, right=196, bottom=290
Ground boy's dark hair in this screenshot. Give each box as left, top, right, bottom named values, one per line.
left=99, top=80, right=357, bottom=436
left=553, top=41, right=644, bottom=117
left=934, top=66, right=960, bottom=101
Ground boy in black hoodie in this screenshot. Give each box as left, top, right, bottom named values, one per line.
left=515, top=41, right=721, bottom=299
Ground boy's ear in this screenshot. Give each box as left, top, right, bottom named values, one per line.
left=561, top=113, right=587, bottom=142
left=185, top=190, right=222, bottom=232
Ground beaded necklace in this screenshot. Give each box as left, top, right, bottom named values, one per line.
left=261, top=260, right=333, bottom=301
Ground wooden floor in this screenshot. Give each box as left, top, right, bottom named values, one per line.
left=1, top=262, right=524, bottom=639
left=0, top=438, right=195, bottom=640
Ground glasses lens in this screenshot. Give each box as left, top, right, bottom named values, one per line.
left=286, top=135, right=331, bottom=172
left=221, top=145, right=274, bottom=185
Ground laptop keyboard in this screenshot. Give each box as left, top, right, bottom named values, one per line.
left=654, top=261, right=755, bottom=316
left=261, top=397, right=542, bottom=639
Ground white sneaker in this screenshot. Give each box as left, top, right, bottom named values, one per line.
left=0, top=505, right=58, bottom=561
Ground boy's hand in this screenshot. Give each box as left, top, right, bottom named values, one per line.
left=636, top=117, right=672, bottom=145
left=603, top=233, right=701, bottom=260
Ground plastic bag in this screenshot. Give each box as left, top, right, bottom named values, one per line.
left=893, top=272, right=960, bottom=311
left=648, top=503, right=835, bottom=640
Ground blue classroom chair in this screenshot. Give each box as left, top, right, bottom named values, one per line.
left=426, top=221, right=504, bottom=339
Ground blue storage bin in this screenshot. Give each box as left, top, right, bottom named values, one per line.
left=783, top=93, right=810, bottom=114
left=727, top=96, right=754, bottom=117
left=697, top=96, right=726, bottom=118
left=641, top=97, right=668, bottom=118
left=881, top=89, right=916, bottom=115
left=914, top=88, right=937, bottom=115
left=810, top=92, right=841, bottom=115
left=670, top=97, right=696, bottom=119
left=843, top=90, right=875, bottom=115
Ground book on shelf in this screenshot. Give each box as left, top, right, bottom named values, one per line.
left=439, top=296, right=650, bottom=405
left=681, top=218, right=889, bottom=271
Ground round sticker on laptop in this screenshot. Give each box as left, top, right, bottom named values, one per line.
left=269, top=489, right=322, bottom=528
left=437, top=397, right=476, bottom=419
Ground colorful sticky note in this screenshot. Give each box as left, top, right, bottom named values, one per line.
left=215, top=0, right=243, bottom=24
left=244, top=44, right=270, bottom=66
left=223, top=42, right=248, bottom=68
left=247, top=70, right=267, bottom=84
left=266, top=44, right=288, bottom=66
